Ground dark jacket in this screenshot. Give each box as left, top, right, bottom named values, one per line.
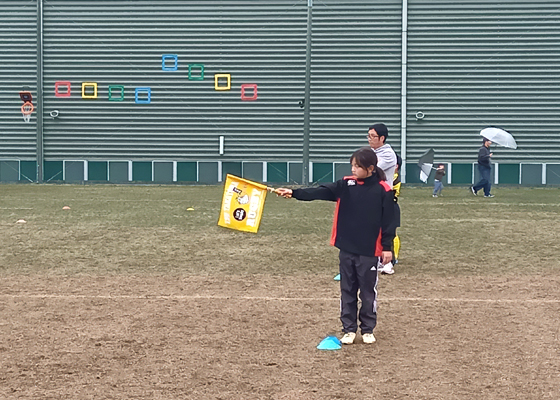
left=478, top=146, right=492, bottom=168
left=292, top=174, right=395, bottom=257
left=434, top=169, right=446, bottom=181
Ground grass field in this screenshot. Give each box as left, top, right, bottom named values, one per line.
left=1, top=184, right=559, bottom=276
left=1, top=183, right=559, bottom=399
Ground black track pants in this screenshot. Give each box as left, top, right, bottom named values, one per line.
left=339, top=250, right=379, bottom=334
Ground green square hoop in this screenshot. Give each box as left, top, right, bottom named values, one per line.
left=188, top=64, right=205, bottom=81
left=108, top=85, right=125, bottom=101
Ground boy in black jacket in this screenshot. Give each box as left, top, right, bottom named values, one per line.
left=276, top=147, right=395, bottom=344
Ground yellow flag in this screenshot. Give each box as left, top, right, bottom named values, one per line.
left=218, top=174, right=268, bottom=233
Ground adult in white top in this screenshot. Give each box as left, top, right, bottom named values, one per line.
left=367, top=122, right=399, bottom=275
left=367, top=123, right=397, bottom=189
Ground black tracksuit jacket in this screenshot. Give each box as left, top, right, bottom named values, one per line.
left=291, top=174, right=395, bottom=257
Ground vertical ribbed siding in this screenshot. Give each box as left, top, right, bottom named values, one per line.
left=310, top=0, right=403, bottom=161
left=0, top=1, right=37, bottom=159
left=407, top=0, right=560, bottom=163
left=42, top=0, right=307, bottom=160
left=6, top=0, right=560, bottom=168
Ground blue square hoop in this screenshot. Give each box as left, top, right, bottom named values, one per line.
left=162, top=54, right=178, bottom=71
left=135, top=87, right=151, bottom=104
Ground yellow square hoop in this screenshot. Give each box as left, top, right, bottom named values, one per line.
left=82, top=82, right=98, bottom=99
left=214, top=74, right=231, bottom=91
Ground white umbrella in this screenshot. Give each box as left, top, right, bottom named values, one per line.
left=480, top=127, right=517, bottom=149
left=417, top=148, right=434, bottom=183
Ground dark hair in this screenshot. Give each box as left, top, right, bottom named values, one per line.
left=368, top=123, right=389, bottom=142
left=350, top=147, right=387, bottom=182
left=396, top=154, right=402, bottom=168
left=482, top=137, right=491, bottom=144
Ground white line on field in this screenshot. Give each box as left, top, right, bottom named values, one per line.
left=1, top=293, right=559, bottom=304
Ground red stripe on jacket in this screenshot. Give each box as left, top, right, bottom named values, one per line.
left=375, top=180, right=393, bottom=256
left=379, top=180, right=391, bottom=192
left=330, top=199, right=341, bottom=246
left=375, top=229, right=383, bottom=256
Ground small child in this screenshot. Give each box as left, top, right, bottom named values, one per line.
left=275, top=147, right=395, bottom=345
left=433, top=164, right=445, bottom=197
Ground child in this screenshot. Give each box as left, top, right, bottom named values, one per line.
left=433, top=164, right=445, bottom=197
left=276, top=147, right=395, bottom=345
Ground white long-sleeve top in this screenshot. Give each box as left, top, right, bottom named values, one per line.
left=373, top=144, right=397, bottom=189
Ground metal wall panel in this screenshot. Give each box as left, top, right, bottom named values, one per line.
left=5, top=0, right=560, bottom=178
left=407, top=0, right=560, bottom=163
left=0, top=1, right=37, bottom=159
left=42, top=0, right=308, bottom=161
left=310, top=0, right=403, bottom=161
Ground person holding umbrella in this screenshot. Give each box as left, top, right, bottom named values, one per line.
left=471, top=137, right=494, bottom=197
left=471, top=127, right=517, bottom=197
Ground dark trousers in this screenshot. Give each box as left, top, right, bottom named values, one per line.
left=473, top=165, right=492, bottom=196
left=339, top=250, right=379, bottom=334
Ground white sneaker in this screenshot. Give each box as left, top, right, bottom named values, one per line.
left=340, top=332, right=356, bottom=345
left=362, top=333, right=376, bottom=344
left=380, top=262, right=395, bottom=275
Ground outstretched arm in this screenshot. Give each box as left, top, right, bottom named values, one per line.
left=274, top=183, right=339, bottom=202
left=275, top=188, right=293, bottom=198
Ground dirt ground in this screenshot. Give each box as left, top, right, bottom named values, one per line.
left=1, top=273, right=559, bottom=400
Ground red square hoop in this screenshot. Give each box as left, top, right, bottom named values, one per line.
left=240, top=84, right=258, bottom=101
left=54, top=81, right=72, bottom=97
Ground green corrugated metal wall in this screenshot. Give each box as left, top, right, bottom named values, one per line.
left=310, top=0, right=402, bottom=160
left=407, top=0, right=560, bottom=164
left=0, top=1, right=37, bottom=159
left=41, top=0, right=308, bottom=161
left=1, top=0, right=559, bottom=184
left=1, top=0, right=403, bottom=165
